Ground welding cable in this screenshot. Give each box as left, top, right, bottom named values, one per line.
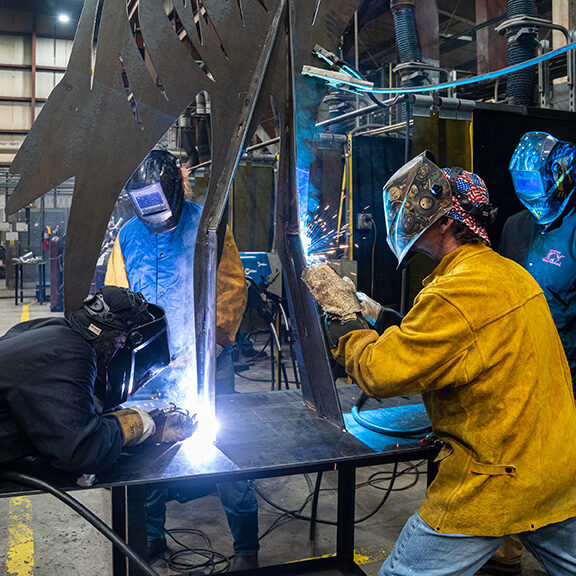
left=369, top=217, right=377, bottom=297
left=352, top=392, right=431, bottom=437
left=0, top=470, right=161, bottom=576
left=340, top=63, right=395, bottom=112
left=255, top=461, right=407, bottom=532
left=164, top=528, right=230, bottom=574
left=311, top=42, right=576, bottom=96
left=363, top=460, right=424, bottom=493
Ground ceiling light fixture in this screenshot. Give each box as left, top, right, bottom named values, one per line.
left=57, top=14, right=71, bottom=24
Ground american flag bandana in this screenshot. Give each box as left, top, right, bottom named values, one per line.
left=441, top=167, right=491, bottom=244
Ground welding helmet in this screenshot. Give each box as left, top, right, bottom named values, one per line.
left=66, top=286, right=171, bottom=411
left=383, top=151, right=453, bottom=265
left=125, top=149, right=184, bottom=234
left=509, top=131, right=576, bottom=226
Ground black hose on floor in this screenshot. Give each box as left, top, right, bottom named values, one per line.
left=0, top=470, right=160, bottom=576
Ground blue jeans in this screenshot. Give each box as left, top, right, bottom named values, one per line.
left=379, top=511, right=576, bottom=576
left=146, top=347, right=257, bottom=555
left=147, top=479, right=259, bottom=556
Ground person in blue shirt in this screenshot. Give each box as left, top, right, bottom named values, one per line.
left=105, top=150, right=258, bottom=570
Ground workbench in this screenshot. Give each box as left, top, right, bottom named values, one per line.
left=0, top=386, right=438, bottom=576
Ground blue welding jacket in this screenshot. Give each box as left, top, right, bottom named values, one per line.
left=116, top=200, right=203, bottom=356
left=499, top=208, right=576, bottom=392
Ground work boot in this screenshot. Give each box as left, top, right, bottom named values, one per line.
left=146, top=536, right=167, bottom=563
left=475, top=559, right=522, bottom=576
left=231, top=554, right=259, bottom=571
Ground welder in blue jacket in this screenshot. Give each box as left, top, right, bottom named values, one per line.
left=105, top=150, right=258, bottom=570
left=478, top=132, right=576, bottom=576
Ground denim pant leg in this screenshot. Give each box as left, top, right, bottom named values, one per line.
left=146, top=489, right=168, bottom=542
left=520, top=515, right=576, bottom=575
left=216, top=346, right=235, bottom=395
left=216, top=480, right=259, bottom=556
left=378, top=512, right=504, bottom=576
left=146, top=482, right=214, bottom=542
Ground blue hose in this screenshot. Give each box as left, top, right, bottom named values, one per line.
left=351, top=405, right=431, bottom=437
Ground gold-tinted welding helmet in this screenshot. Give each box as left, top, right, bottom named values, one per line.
left=383, top=151, right=452, bottom=265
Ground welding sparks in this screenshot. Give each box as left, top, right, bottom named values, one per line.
left=301, top=204, right=350, bottom=263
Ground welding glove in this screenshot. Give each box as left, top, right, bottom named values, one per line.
left=323, top=313, right=370, bottom=350
left=108, top=407, right=157, bottom=447
left=301, top=262, right=363, bottom=318
left=342, top=277, right=403, bottom=333
left=147, top=407, right=198, bottom=444
left=357, top=293, right=403, bottom=332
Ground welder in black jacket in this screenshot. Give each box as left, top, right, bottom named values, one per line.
left=0, top=286, right=196, bottom=474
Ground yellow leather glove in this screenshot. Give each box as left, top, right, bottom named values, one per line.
left=108, top=407, right=156, bottom=447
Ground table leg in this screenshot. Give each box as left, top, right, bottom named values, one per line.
left=336, top=467, right=356, bottom=561
left=112, top=486, right=127, bottom=576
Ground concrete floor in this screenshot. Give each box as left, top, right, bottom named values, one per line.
left=0, top=289, right=548, bottom=575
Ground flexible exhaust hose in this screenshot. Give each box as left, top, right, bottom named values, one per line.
left=505, top=0, right=537, bottom=105
left=391, top=0, right=422, bottom=87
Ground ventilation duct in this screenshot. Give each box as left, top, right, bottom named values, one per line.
left=390, top=0, right=424, bottom=87
left=505, top=0, right=537, bottom=105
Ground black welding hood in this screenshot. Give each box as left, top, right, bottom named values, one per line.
left=125, top=149, right=184, bottom=234
left=66, top=286, right=171, bottom=411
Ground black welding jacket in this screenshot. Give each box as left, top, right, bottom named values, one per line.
left=0, top=318, right=124, bottom=473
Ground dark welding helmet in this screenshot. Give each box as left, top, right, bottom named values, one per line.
left=66, top=286, right=171, bottom=411
left=509, top=132, right=576, bottom=226
left=125, top=149, right=184, bottom=234
left=382, top=151, right=453, bottom=265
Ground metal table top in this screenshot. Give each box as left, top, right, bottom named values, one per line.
left=0, top=387, right=432, bottom=495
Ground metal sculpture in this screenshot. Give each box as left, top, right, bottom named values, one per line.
left=7, top=0, right=362, bottom=428
left=6, top=0, right=283, bottom=312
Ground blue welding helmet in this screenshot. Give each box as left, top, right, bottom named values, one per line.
left=126, top=150, right=184, bottom=234
left=509, top=132, right=576, bottom=226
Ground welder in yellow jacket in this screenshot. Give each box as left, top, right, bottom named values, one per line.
left=305, top=152, right=576, bottom=576
left=104, top=150, right=258, bottom=570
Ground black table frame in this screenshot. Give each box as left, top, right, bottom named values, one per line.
left=0, top=388, right=437, bottom=576
left=108, top=389, right=437, bottom=576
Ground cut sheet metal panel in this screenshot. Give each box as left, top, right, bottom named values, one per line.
left=193, top=0, right=286, bottom=418
left=7, top=0, right=283, bottom=311
left=267, top=0, right=361, bottom=428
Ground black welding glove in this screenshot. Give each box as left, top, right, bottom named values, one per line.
left=353, top=286, right=403, bottom=334
left=323, top=313, right=370, bottom=350
left=374, top=306, right=404, bottom=333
